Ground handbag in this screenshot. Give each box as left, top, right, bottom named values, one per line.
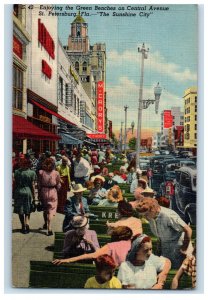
left=30, top=200, right=37, bottom=213
left=36, top=201, right=44, bottom=212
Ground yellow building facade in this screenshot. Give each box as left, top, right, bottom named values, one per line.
left=183, top=86, right=197, bottom=148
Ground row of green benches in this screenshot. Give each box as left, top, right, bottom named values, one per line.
left=29, top=261, right=192, bottom=289
left=53, top=232, right=158, bottom=259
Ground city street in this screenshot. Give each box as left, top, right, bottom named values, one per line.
left=12, top=211, right=64, bottom=288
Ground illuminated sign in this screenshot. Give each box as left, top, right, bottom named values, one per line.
left=97, top=81, right=105, bottom=133
left=38, top=19, right=55, bottom=59
left=13, top=36, right=23, bottom=59
left=164, top=110, right=173, bottom=128
left=87, top=133, right=107, bottom=139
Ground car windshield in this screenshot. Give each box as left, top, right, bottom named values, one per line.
left=166, top=164, right=180, bottom=172
left=140, top=162, right=150, bottom=170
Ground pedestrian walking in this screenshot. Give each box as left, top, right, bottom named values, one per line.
left=13, top=158, right=36, bottom=234
left=56, top=156, right=71, bottom=214
left=73, top=153, right=92, bottom=185
left=38, top=158, right=61, bottom=236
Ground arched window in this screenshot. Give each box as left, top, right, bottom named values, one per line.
left=83, top=61, right=87, bottom=72
left=75, top=61, right=79, bottom=73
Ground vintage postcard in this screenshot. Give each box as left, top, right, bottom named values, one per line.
left=12, top=3, right=197, bottom=289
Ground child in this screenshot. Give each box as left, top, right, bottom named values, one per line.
left=84, top=254, right=122, bottom=289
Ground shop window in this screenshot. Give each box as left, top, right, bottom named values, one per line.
left=75, top=61, right=79, bottom=73
left=59, top=76, right=63, bottom=103
left=74, top=95, right=77, bottom=113
left=83, top=62, right=87, bottom=72
left=13, top=64, right=23, bottom=110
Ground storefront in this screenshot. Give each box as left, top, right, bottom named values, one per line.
left=13, top=115, right=60, bottom=155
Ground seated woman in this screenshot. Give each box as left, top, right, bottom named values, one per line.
left=88, top=176, right=107, bottom=205
left=117, top=234, right=171, bottom=289
left=84, top=255, right=122, bottom=289
left=63, top=215, right=100, bottom=260
left=98, top=185, right=123, bottom=207
left=52, top=226, right=133, bottom=267
left=112, top=171, right=125, bottom=184
left=119, top=166, right=127, bottom=181
left=107, top=200, right=143, bottom=237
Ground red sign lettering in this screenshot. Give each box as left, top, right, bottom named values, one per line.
left=164, top=110, right=173, bottom=129
left=97, top=81, right=104, bottom=133
left=87, top=133, right=107, bottom=139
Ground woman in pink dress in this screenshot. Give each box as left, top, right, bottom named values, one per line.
left=38, top=158, right=61, bottom=236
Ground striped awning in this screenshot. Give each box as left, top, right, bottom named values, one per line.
left=59, top=132, right=83, bottom=145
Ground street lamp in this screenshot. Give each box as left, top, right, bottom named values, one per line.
left=136, top=43, right=162, bottom=169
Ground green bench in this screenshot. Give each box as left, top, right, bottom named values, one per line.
left=29, top=261, right=192, bottom=289
left=53, top=232, right=158, bottom=259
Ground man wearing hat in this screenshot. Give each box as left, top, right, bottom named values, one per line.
left=28, top=151, right=38, bottom=171
left=62, top=183, right=91, bottom=232
left=63, top=215, right=100, bottom=258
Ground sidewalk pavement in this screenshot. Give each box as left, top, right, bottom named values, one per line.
left=12, top=211, right=65, bottom=288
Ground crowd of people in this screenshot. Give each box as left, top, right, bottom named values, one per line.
left=12, top=146, right=196, bottom=289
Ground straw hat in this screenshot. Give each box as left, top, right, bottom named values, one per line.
left=91, top=175, right=105, bottom=182
left=70, top=215, right=88, bottom=228
left=141, top=187, right=155, bottom=195
left=71, top=183, right=87, bottom=193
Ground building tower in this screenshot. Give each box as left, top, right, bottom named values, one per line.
left=183, top=87, right=197, bottom=149
left=65, top=12, right=107, bottom=135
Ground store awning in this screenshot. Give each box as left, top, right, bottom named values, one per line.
left=30, top=99, right=76, bottom=126
left=59, top=132, right=83, bottom=145
left=13, top=115, right=60, bottom=141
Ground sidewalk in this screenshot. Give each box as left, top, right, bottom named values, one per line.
left=12, top=211, right=65, bottom=288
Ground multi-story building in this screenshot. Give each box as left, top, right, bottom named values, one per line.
left=183, top=87, right=197, bottom=149
left=152, top=132, right=162, bottom=149
left=160, top=107, right=184, bottom=148
left=25, top=5, right=61, bottom=153
left=13, top=4, right=31, bottom=154
left=57, top=41, right=95, bottom=148
left=64, top=12, right=107, bottom=135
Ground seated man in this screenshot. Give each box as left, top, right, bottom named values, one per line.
left=63, top=183, right=90, bottom=232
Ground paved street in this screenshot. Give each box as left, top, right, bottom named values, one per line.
left=12, top=211, right=65, bottom=288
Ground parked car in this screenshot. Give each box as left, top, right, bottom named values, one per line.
left=174, top=166, right=196, bottom=224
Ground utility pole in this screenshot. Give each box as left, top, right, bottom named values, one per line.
left=124, top=105, right=129, bottom=154
left=136, top=43, right=149, bottom=169
left=120, top=121, right=124, bottom=152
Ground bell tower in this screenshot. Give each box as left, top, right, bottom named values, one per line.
left=68, top=11, right=89, bottom=53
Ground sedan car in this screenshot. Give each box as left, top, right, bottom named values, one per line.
left=174, top=166, right=196, bottom=224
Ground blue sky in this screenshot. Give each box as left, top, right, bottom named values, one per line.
left=58, top=4, right=197, bottom=135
